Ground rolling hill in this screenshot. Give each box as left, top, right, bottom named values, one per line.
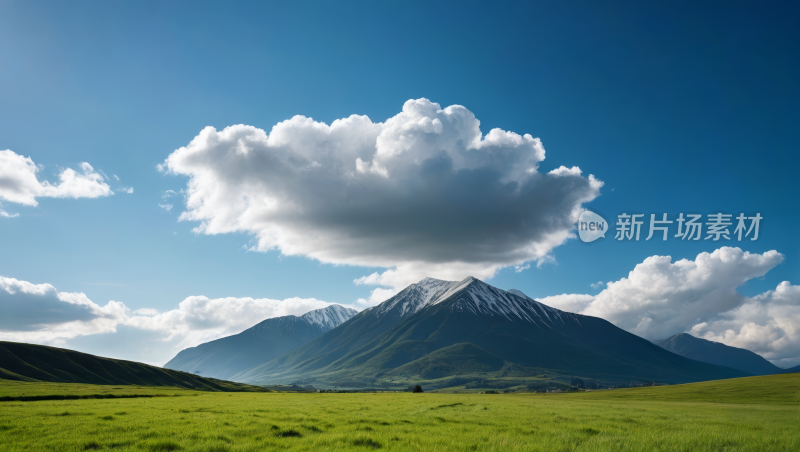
left=654, top=333, right=783, bottom=376
left=232, top=277, right=748, bottom=387
left=164, top=304, right=357, bottom=380
left=0, top=341, right=267, bottom=391
left=784, top=364, right=800, bottom=373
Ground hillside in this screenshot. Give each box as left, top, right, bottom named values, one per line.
left=579, top=372, right=800, bottom=405
left=233, top=277, right=748, bottom=387
left=164, top=305, right=357, bottom=380
left=0, top=341, right=268, bottom=391
left=654, top=333, right=782, bottom=376
left=784, top=364, right=800, bottom=373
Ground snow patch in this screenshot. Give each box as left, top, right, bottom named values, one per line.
left=300, top=305, right=358, bottom=329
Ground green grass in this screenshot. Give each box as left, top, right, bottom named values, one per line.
left=0, top=380, right=208, bottom=401
left=1, top=375, right=798, bottom=451
left=577, top=372, right=800, bottom=404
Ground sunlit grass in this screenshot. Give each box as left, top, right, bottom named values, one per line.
left=1, top=374, right=798, bottom=451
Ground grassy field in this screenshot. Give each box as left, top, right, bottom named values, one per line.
left=0, top=380, right=210, bottom=401
left=1, top=374, right=798, bottom=451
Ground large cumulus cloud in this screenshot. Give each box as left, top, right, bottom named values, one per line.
left=539, top=247, right=800, bottom=367
left=0, top=275, right=334, bottom=365
left=161, top=99, right=603, bottom=295
left=0, top=150, right=113, bottom=209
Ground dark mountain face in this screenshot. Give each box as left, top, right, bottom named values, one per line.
left=163, top=305, right=357, bottom=380
left=0, top=341, right=266, bottom=391
left=233, top=277, right=748, bottom=386
left=654, top=333, right=782, bottom=376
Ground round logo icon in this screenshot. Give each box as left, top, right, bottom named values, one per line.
left=578, top=210, right=607, bottom=242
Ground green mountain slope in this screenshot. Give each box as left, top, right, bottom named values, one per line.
left=654, top=333, right=783, bottom=376
left=234, top=277, right=748, bottom=386
left=0, top=341, right=268, bottom=391
left=383, top=343, right=506, bottom=379
left=164, top=305, right=357, bottom=380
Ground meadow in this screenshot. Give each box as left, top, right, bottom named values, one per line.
left=0, top=374, right=798, bottom=451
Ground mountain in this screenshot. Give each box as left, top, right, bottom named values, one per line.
left=164, top=305, right=357, bottom=380
left=784, top=365, right=800, bottom=374
left=506, top=289, right=530, bottom=299
left=0, top=341, right=267, bottom=391
left=233, top=277, right=748, bottom=387
left=654, top=333, right=782, bottom=376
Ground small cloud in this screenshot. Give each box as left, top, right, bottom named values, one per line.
left=113, top=174, right=121, bottom=182
left=515, top=263, right=531, bottom=273
left=123, top=187, right=134, bottom=194
left=590, top=281, right=605, bottom=289
left=0, top=150, right=113, bottom=206
left=162, top=189, right=179, bottom=200
left=0, top=203, right=18, bottom=218
left=159, top=203, right=173, bottom=212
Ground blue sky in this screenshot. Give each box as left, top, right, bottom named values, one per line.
left=1, top=0, right=799, bottom=365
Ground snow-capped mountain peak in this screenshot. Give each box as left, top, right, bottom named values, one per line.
left=450, top=278, right=566, bottom=324
left=374, top=277, right=462, bottom=317
left=374, top=276, right=571, bottom=327
left=300, top=304, right=358, bottom=329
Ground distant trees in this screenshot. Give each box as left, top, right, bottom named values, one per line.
left=412, top=385, right=423, bottom=393
left=571, top=377, right=585, bottom=389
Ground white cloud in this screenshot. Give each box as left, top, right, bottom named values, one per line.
left=590, top=281, right=605, bottom=289
left=113, top=175, right=121, bottom=182
left=161, top=98, right=603, bottom=295
left=538, top=247, right=800, bottom=367
left=353, top=286, right=402, bottom=308
left=0, top=276, right=125, bottom=342
left=123, top=294, right=332, bottom=353
left=538, top=293, right=596, bottom=313
left=515, top=264, right=531, bottom=273
left=123, top=187, right=134, bottom=194
left=0, top=275, right=342, bottom=365
left=0, top=150, right=113, bottom=206
left=0, top=203, right=18, bottom=218
left=162, top=189, right=179, bottom=200
left=159, top=203, right=173, bottom=212
left=690, top=281, right=800, bottom=367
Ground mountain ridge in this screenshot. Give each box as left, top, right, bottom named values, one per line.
left=233, top=277, right=748, bottom=387
left=164, top=304, right=357, bottom=380
left=653, top=333, right=783, bottom=376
